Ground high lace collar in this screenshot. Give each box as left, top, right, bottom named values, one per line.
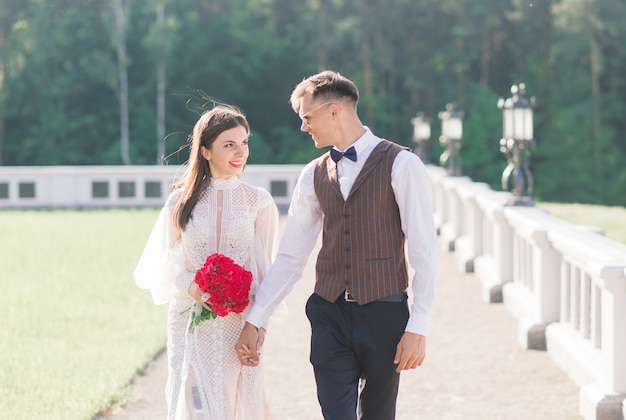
left=208, top=176, right=241, bottom=190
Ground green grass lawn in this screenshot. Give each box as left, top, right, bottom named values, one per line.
left=539, top=202, right=626, bottom=244
left=0, top=209, right=167, bottom=419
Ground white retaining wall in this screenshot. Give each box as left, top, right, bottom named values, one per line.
left=0, top=165, right=305, bottom=210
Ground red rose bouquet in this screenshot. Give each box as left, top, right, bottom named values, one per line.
left=188, top=253, right=253, bottom=331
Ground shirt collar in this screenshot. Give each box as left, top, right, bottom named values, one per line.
left=333, top=127, right=378, bottom=157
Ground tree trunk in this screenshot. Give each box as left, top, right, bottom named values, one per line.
left=113, top=0, right=131, bottom=165
left=362, top=38, right=373, bottom=123
left=317, top=0, right=327, bottom=71
left=539, top=1, right=554, bottom=127
left=480, top=27, right=490, bottom=86
left=589, top=28, right=602, bottom=183
left=0, top=27, right=4, bottom=166
left=457, top=37, right=465, bottom=106
left=156, top=2, right=166, bottom=165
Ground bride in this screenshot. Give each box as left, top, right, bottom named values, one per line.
left=134, top=105, right=279, bottom=419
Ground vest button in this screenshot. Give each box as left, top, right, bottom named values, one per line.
left=345, top=264, right=351, bottom=269
left=345, top=247, right=351, bottom=252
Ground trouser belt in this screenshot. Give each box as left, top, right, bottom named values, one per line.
left=343, top=290, right=407, bottom=303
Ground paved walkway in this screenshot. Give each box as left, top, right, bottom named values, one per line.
left=101, top=235, right=581, bottom=419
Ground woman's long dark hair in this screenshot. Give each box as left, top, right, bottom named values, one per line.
left=172, top=105, right=249, bottom=231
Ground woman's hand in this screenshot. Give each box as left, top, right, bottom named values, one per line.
left=188, top=282, right=211, bottom=310
left=236, top=324, right=267, bottom=366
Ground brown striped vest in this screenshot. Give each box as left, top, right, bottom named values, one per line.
left=313, top=140, right=409, bottom=304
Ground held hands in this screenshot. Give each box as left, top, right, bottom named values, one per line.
left=394, top=332, right=426, bottom=373
left=235, top=322, right=265, bottom=367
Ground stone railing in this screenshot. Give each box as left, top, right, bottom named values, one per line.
left=425, top=165, right=626, bottom=420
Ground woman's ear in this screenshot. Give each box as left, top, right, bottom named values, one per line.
left=201, top=146, right=210, bottom=161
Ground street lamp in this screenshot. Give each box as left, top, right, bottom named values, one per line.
left=438, top=103, right=464, bottom=176
left=498, top=83, right=536, bottom=206
left=411, top=112, right=431, bottom=163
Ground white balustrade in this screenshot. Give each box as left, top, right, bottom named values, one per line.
left=425, top=165, right=448, bottom=234
left=502, top=206, right=603, bottom=350
left=473, top=190, right=515, bottom=303
left=546, top=228, right=626, bottom=420
left=439, top=176, right=473, bottom=252
left=453, top=181, right=491, bottom=273
left=426, top=162, right=626, bottom=418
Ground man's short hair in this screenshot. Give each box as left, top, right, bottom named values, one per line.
left=290, top=70, right=359, bottom=112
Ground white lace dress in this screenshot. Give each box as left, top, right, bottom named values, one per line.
left=134, top=177, right=279, bottom=420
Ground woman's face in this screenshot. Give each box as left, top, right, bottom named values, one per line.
left=202, top=125, right=249, bottom=179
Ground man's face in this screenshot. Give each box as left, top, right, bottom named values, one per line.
left=297, top=94, right=336, bottom=149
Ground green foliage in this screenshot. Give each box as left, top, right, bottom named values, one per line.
left=1, top=0, right=626, bottom=205
left=188, top=305, right=218, bottom=332
left=458, top=82, right=503, bottom=188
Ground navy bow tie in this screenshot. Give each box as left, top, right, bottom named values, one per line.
left=330, top=146, right=357, bottom=163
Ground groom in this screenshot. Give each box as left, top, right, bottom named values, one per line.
left=237, top=70, right=438, bottom=419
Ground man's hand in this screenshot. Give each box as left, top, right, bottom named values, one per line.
left=393, top=332, right=426, bottom=373
left=236, top=322, right=262, bottom=367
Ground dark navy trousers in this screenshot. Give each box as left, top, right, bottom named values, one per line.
left=305, top=292, right=410, bottom=420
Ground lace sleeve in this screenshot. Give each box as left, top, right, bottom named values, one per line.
left=174, top=268, right=196, bottom=296
left=133, top=192, right=186, bottom=304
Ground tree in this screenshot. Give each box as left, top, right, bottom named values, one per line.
left=109, top=0, right=132, bottom=165
left=0, top=0, right=30, bottom=165
left=0, top=0, right=624, bottom=204
left=155, top=1, right=166, bottom=164
left=142, top=0, right=176, bottom=164
left=0, top=0, right=6, bottom=165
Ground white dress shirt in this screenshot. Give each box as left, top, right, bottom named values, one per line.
left=247, top=128, right=438, bottom=336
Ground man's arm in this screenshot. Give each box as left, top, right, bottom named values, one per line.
left=391, top=151, right=438, bottom=365
left=236, top=161, right=323, bottom=363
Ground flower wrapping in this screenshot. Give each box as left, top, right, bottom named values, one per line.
left=189, top=253, right=253, bottom=331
